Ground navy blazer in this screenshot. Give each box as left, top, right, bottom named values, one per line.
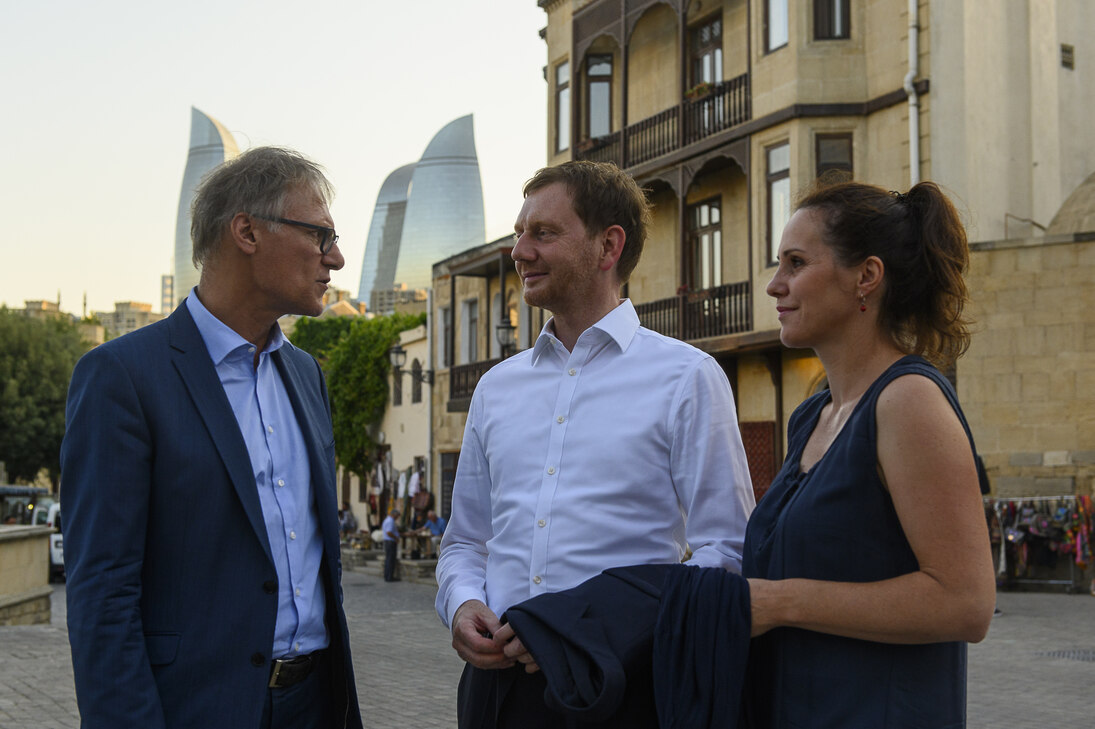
left=60, top=302, right=363, bottom=729
left=502, top=564, right=751, bottom=729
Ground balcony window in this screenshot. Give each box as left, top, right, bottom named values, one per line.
left=460, top=299, right=478, bottom=364
left=689, top=198, right=723, bottom=291
left=690, top=16, right=723, bottom=86
left=767, top=143, right=791, bottom=264
left=586, top=54, right=613, bottom=139
left=816, top=133, right=853, bottom=180
left=555, top=61, right=570, bottom=153
left=766, top=0, right=789, bottom=52
left=392, top=366, right=403, bottom=406
left=815, top=0, right=850, bottom=40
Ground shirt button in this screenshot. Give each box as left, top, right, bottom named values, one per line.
left=533, top=576, right=542, bottom=585
left=294, top=642, right=301, bottom=652
left=556, top=416, right=565, bottom=424
left=277, top=479, right=285, bottom=488
left=568, top=368, right=576, bottom=376
left=267, top=425, right=274, bottom=434
left=248, top=346, right=256, bottom=353
left=538, top=519, right=546, bottom=528
left=547, top=467, right=556, bottom=475
left=289, top=530, right=296, bottom=540
left=295, top=587, right=301, bottom=596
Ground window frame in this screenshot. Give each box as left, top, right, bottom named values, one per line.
left=687, top=197, right=723, bottom=291
left=815, top=133, right=853, bottom=180
left=814, top=0, right=850, bottom=41
left=411, top=359, right=423, bottom=404
left=585, top=53, right=613, bottom=140
left=766, top=142, right=791, bottom=265
left=689, top=14, right=724, bottom=87
left=765, top=0, right=789, bottom=53
left=555, top=60, right=571, bottom=153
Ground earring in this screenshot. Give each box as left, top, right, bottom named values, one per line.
left=859, top=295, right=867, bottom=313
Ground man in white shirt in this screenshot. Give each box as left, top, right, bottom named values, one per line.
left=435, top=160, right=755, bottom=728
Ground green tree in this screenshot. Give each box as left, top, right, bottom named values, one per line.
left=292, top=312, right=425, bottom=478
left=290, top=316, right=354, bottom=363
left=0, top=308, right=91, bottom=486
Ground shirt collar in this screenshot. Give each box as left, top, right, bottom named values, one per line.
left=530, top=299, right=639, bottom=365
left=185, top=287, right=287, bottom=366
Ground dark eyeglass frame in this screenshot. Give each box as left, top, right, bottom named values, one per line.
left=252, top=214, right=339, bottom=255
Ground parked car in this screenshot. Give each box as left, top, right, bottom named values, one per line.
left=43, top=502, right=63, bottom=581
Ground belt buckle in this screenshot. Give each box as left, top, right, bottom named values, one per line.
left=268, top=659, right=285, bottom=688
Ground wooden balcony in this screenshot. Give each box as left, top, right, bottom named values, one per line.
left=448, top=358, right=502, bottom=408
left=576, top=73, right=751, bottom=169
left=634, top=281, right=751, bottom=342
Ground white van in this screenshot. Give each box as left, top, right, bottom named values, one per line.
left=42, top=502, right=63, bottom=581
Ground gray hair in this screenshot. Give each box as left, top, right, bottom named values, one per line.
left=190, top=146, right=334, bottom=267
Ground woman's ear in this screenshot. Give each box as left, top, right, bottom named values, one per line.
left=858, top=255, right=884, bottom=297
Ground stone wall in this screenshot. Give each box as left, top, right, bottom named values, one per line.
left=0, top=526, right=52, bottom=625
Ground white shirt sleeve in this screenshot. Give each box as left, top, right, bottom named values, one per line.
left=434, top=393, right=493, bottom=627
left=670, top=356, right=755, bottom=572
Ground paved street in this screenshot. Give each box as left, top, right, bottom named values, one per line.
left=1, top=569, right=1093, bottom=728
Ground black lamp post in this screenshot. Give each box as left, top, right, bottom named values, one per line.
left=388, top=344, right=434, bottom=385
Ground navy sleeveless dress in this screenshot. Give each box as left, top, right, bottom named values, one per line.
left=742, top=356, right=974, bottom=729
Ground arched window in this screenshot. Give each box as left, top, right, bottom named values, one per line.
left=411, top=359, right=423, bottom=404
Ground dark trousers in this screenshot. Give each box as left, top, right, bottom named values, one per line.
left=383, top=540, right=398, bottom=581
left=259, top=651, right=334, bottom=729
left=457, top=664, right=656, bottom=729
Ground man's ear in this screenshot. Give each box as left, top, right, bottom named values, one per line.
left=598, top=225, right=626, bottom=272
left=229, top=212, right=259, bottom=255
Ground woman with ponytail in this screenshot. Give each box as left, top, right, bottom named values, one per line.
left=742, top=180, right=996, bottom=728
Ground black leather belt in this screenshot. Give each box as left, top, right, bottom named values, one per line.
left=268, top=649, right=325, bottom=689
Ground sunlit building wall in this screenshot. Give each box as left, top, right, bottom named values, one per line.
left=172, top=107, right=239, bottom=308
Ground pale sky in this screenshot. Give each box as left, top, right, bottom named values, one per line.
left=0, top=1, right=548, bottom=315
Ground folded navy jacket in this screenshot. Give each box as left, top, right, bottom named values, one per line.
left=503, top=563, right=751, bottom=728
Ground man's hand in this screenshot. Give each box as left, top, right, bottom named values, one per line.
left=493, top=623, right=540, bottom=674
left=451, top=600, right=514, bottom=670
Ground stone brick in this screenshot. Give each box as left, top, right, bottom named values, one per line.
left=1071, top=451, right=1095, bottom=465
left=1043, top=451, right=1070, bottom=467
left=995, top=476, right=1036, bottom=497
left=1034, top=477, right=1075, bottom=495
left=1009, top=452, right=1043, bottom=467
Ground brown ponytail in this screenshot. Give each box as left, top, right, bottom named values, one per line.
left=796, top=179, right=971, bottom=367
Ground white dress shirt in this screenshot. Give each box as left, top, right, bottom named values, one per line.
left=435, top=300, right=755, bottom=626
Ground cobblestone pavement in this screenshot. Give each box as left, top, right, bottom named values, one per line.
left=1, top=571, right=1092, bottom=728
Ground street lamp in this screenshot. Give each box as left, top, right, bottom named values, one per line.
left=496, top=320, right=516, bottom=358
left=388, top=344, right=434, bottom=385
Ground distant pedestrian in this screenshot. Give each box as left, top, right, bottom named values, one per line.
left=382, top=508, right=403, bottom=582
left=61, top=146, right=363, bottom=729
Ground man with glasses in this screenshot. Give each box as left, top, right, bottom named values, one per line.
left=61, top=146, right=363, bottom=729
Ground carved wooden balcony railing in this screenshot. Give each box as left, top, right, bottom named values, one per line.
left=576, top=73, right=751, bottom=169
left=634, top=281, right=751, bottom=342
left=449, top=358, right=502, bottom=401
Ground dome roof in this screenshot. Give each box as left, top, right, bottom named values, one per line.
left=1047, top=170, right=1095, bottom=235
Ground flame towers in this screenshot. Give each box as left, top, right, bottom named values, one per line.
left=358, top=114, right=486, bottom=312
left=172, top=107, right=239, bottom=309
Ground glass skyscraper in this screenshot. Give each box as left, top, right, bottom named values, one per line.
left=358, top=115, right=486, bottom=312
left=172, top=107, right=239, bottom=309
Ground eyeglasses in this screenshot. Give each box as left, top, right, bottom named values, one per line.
left=252, top=214, right=339, bottom=255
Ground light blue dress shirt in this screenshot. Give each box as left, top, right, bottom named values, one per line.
left=186, top=291, right=328, bottom=658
